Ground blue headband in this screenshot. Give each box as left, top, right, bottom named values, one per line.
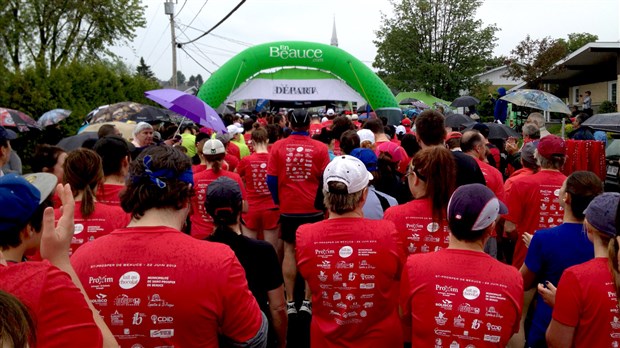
left=137, top=155, right=194, bottom=188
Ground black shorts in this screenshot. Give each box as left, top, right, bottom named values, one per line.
left=280, top=213, right=324, bottom=244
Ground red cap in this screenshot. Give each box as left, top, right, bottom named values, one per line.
left=445, top=131, right=462, bottom=141
left=401, top=118, right=412, bottom=127
left=537, top=135, right=566, bottom=159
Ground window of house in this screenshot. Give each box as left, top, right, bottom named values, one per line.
left=573, top=87, right=580, bottom=104
left=609, top=81, right=617, bottom=104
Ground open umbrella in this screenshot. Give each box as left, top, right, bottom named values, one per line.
left=451, top=96, right=480, bottom=108
left=445, top=114, right=476, bottom=129
left=37, top=109, right=72, bottom=127
left=581, top=113, right=620, bottom=133
left=57, top=132, right=98, bottom=151
left=399, top=98, right=418, bottom=105
left=0, top=108, right=41, bottom=132
left=356, top=103, right=372, bottom=113
left=90, top=102, right=172, bottom=124
left=81, top=121, right=136, bottom=141
left=465, top=122, right=520, bottom=139
left=500, top=89, right=570, bottom=114
left=145, top=89, right=226, bottom=133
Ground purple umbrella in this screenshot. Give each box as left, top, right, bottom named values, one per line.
left=144, top=89, right=226, bottom=133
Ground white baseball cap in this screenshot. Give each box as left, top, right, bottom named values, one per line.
left=396, top=125, right=407, bottom=135
left=326, top=108, right=335, bottom=115
left=357, top=129, right=375, bottom=145
left=323, top=155, right=373, bottom=194
left=351, top=114, right=359, bottom=120
left=226, top=124, right=243, bottom=136
left=203, top=139, right=225, bottom=155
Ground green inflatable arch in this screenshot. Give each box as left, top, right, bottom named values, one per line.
left=197, top=41, right=398, bottom=111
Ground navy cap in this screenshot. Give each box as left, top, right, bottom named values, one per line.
left=584, top=192, right=620, bottom=237
left=205, top=177, right=242, bottom=219
left=0, top=174, right=42, bottom=231
left=448, top=184, right=507, bottom=235
left=350, top=148, right=378, bottom=172
left=0, top=126, right=17, bottom=141
left=289, top=109, right=310, bottom=126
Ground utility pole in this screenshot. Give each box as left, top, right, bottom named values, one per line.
left=164, top=0, right=177, bottom=89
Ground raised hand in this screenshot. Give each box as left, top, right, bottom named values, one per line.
left=40, top=184, right=75, bottom=266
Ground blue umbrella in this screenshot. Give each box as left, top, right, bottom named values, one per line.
left=145, top=89, right=226, bottom=133
left=37, top=109, right=72, bottom=127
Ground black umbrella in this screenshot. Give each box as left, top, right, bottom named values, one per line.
left=451, top=96, right=480, bottom=108
left=357, top=103, right=372, bottom=113
left=57, top=132, right=98, bottom=151
left=399, top=98, right=418, bottom=105
left=465, top=122, right=520, bottom=139
left=445, top=114, right=476, bottom=129
left=89, top=102, right=172, bottom=124
left=581, top=113, right=620, bottom=132
left=216, top=104, right=236, bottom=114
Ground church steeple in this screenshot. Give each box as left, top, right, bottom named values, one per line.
left=330, top=16, right=338, bottom=47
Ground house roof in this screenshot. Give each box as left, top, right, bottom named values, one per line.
left=541, top=41, right=620, bottom=84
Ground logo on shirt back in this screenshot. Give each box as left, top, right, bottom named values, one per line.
left=119, top=271, right=141, bottom=290
left=339, top=246, right=353, bottom=258
left=150, top=329, right=174, bottom=338
left=462, top=286, right=480, bottom=300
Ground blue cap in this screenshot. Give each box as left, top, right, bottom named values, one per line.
left=350, top=148, right=378, bottom=172
left=584, top=192, right=620, bottom=237
left=0, top=126, right=17, bottom=141
left=0, top=174, right=41, bottom=231
left=448, top=184, right=507, bottom=235
left=205, top=177, right=242, bottom=218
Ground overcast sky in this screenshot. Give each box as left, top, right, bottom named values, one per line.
left=115, top=0, right=620, bottom=81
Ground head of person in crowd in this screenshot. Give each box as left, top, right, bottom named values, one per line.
left=384, top=125, right=396, bottom=140
left=559, top=171, right=603, bottom=221
left=204, top=138, right=227, bottom=174
left=339, top=130, right=360, bottom=155
left=205, top=177, right=243, bottom=239
left=63, top=148, right=104, bottom=218
left=31, top=144, right=67, bottom=184
left=527, top=112, right=546, bottom=130
left=460, top=130, right=486, bottom=161
left=395, top=125, right=407, bottom=141
left=401, top=133, right=421, bottom=157
left=408, top=146, right=456, bottom=221
left=326, top=108, right=336, bottom=120
left=363, top=118, right=385, bottom=136
left=586, top=193, right=620, bottom=300
left=401, top=117, right=412, bottom=131
left=273, top=114, right=286, bottom=129
left=0, top=173, right=56, bottom=259
left=243, top=118, right=255, bottom=133
left=351, top=113, right=359, bottom=122
left=357, top=129, right=375, bottom=149
left=0, top=290, right=36, bottom=347
left=226, top=124, right=243, bottom=142
left=535, top=135, right=566, bottom=170
left=314, top=127, right=334, bottom=149
left=448, top=183, right=507, bottom=244
left=0, top=126, right=17, bottom=171
left=251, top=127, right=269, bottom=148
left=572, top=112, right=589, bottom=129
left=265, top=124, right=282, bottom=144
left=472, top=123, right=490, bottom=141
left=120, top=146, right=193, bottom=221
left=131, top=122, right=154, bottom=148
left=331, top=116, right=355, bottom=142
left=180, top=123, right=194, bottom=135
left=93, top=136, right=132, bottom=180
left=221, top=113, right=234, bottom=127
left=415, top=110, right=446, bottom=147
left=288, top=109, right=310, bottom=131
left=350, top=148, right=378, bottom=185
left=322, top=155, right=372, bottom=216
left=522, top=123, right=541, bottom=142
left=97, top=124, right=121, bottom=138
left=520, top=141, right=540, bottom=173
left=445, top=131, right=462, bottom=151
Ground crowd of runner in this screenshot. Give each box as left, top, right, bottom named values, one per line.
left=0, top=107, right=618, bottom=348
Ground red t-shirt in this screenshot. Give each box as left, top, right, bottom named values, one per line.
left=97, top=183, right=125, bottom=207
left=55, top=201, right=129, bottom=256
left=192, top=163, right=207, bottom=174
left=257, top=118, right=268, bottom=127
left=223, top=153, right=239, bottom=172
left=190, top=169, right=247, bottom=240
left=297, top=218, right=405, bottom=348
left=504, top=170, right=567, bottom=268
left=310, top=123, right=323, bottom=136
left=384, top=198, right=450, bottom=256
left=71, top=226, right=263, bottom=348
left=267, top=134, right=330, bottom=214
left=401, top=249, right=523, bottom=347
left=474, top=157, right=506, bottom=203
left=553, top=257, right=619, bottom=347
left=243, top=133, right=255, bottom=154
left=228, top=142, right=241, bottom=160
left=237, top=152, right=276, bottom=210
left=504, top=168, right=534, bottom=192
left=0, top=261, right=103, bottom=347
left=321, top=120, right=334, bottom=128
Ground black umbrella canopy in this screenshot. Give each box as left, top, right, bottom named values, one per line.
left=57, top=132, right=98, bottom=151
left=581, top=113, right=620, bottom=132
left=451, top=96, right=480, bottom=108
left=399, top=98, right=418, bottom=105
left=465, top=122, right=520, bottom=139
left=357, top=103, right=373, bottom=113
left=445, top=114, right=476, bottom=129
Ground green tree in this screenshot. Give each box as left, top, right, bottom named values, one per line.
left=171, top=71, right=186, bottom=86
left=558, top=32, right=599, bottom=53
left=373, top=0, right=498, bottom=100
left=0, top=0, right=146, bottom=73
left=136, top=57, right=155, bottom=80
left=196, top=74, right=204, bottom=87
left=188, top=75, right=197, bottom=87
left=505, top=35, right=568, bottom=89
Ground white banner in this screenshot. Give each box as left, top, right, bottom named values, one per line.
left=225, top=78, right=366, bottom=103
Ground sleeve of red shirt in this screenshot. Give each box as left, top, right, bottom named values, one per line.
left=233, top=174, right=247, bottom=200
left=220, top=253, right=263, bottom=342
left=317, top=144, right=331, bottom=172
left=237, top=158, right=247, bottom=178
left=552, top=270, right=582, bottom=327
left=38, top=265, right=104, bottom=347
left=266, top=145, right=279, bottom=176
left=504, top=181, right=522, bottom=223
left=399, top=259, right=413, bottom=319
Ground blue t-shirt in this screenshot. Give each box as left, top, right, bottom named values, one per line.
left=524, top=222, right=594, bottom=346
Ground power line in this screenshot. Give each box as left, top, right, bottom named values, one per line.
left=174, top=0, right=188, bottom=18
left=176, top=23, right=253, bottom=47
left=179, top=46, right=213, bottom=74
left=186, top=0, right=209, bottom=28
left=132, top=1, right=163, bottom=66
left=144, top=22, right=170, bottom=63
left=176, top=25, right=222, bottom=68
left=177, top=0, right=247, bottom=46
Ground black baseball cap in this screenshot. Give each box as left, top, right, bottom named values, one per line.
left=0, top=126, right=17, bottom=141
left=289, top=109, right=310, bottom=127
left=205, top=177, right=242, bottom=219
left=448, top=184, right=507, bottom=235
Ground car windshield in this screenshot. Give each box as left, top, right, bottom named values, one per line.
left=607, top=139, right=620, bottom=158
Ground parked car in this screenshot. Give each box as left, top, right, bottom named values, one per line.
left=605, top=134, right=620, bottom=192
